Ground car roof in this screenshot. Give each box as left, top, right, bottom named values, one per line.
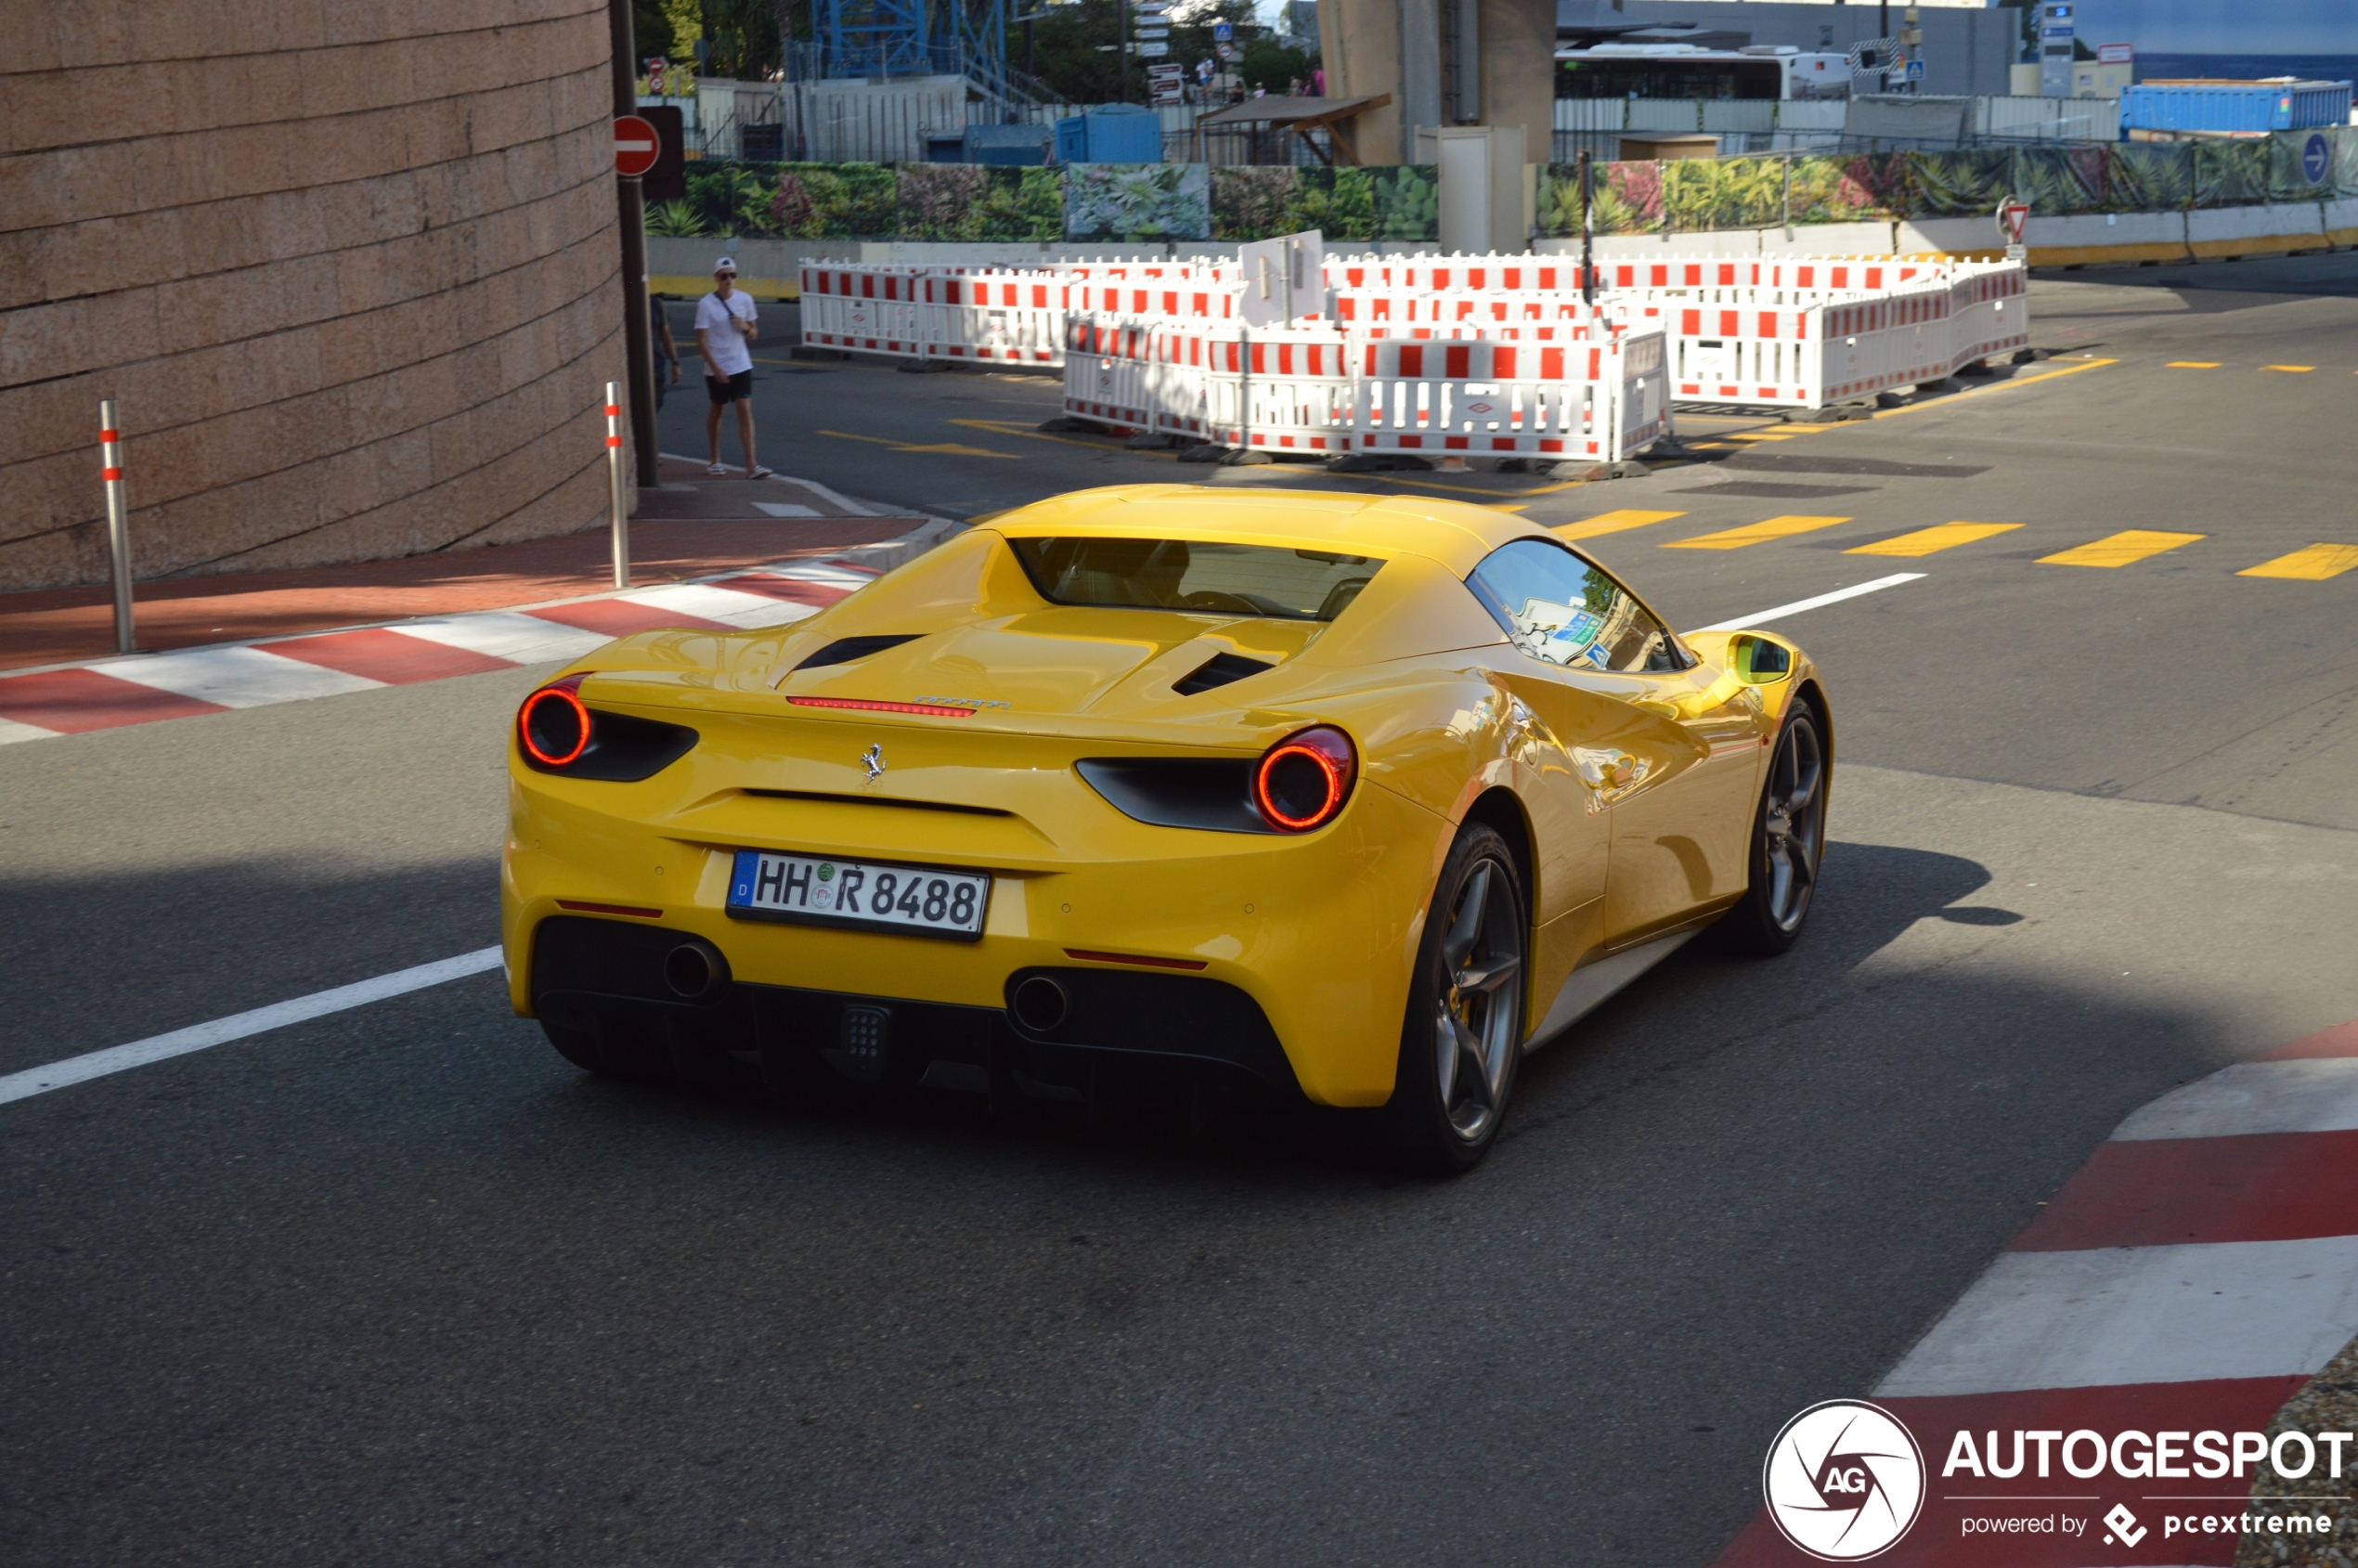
left=980, top=485, right=1548, bottom=577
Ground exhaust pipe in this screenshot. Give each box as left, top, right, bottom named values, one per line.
left=1010, top=974, right=1069, bottom=1034
left=663, top=940, right=731, bottom=1002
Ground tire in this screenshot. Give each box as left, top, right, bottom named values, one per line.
left=541, top=1017, right=672, bottom=1082
left=1717, top=697, right=1830, bottom=956
left=1376, top=822, right=1528, bottom=1175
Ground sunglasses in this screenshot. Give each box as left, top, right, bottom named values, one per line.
left=716, top=272, right=737, bottom=279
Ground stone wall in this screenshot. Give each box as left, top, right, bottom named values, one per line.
left=0, top=0, right=630, bottom=592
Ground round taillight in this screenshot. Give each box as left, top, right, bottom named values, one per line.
left=1253, top=725, right=1356, bottom=832
left=519, top=677, right=591, bottom=767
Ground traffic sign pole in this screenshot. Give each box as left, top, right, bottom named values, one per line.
left=607, top=1, right=660, bottom=492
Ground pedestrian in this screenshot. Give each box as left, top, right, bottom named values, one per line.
left=696, top=256, right=771, bottom=478
left=1311, top=66, right=1325, bottom=96
left=650, top=292, right=680, bottom=409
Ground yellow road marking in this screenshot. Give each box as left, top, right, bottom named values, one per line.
left=2039, top=529, right=2205, bottom=567
left=948, top=417, right=1135, bottom=454
left=2262, top=365, right=2314, bottom=372
left=1846, top=522, right=2022, bottom=558
left=2166, top=361, right=2221, bottom=369
left=2238, top=543, right=2358, bottom=581
left=1552, top=509, right=1688, bottom=541
left=819, top=430, right=1021, bottom=459
left=1725, top=431, right=1799, bottom=442
left=1867, top=357, right=2118, bottom=421
left=1665, top=514, right=1850, bottom=551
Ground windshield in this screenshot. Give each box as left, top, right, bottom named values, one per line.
left=1007, top=537, right=1381, bottom=622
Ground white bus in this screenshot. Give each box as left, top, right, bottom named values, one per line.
left=1556, top=44, right=1854, bottom=102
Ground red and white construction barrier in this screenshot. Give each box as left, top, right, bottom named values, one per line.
left=1354, top=335, right=1665, bottom=462
left=802, top=253, right=2027, bottom=419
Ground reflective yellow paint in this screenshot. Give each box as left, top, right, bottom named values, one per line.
left=1665, top=514, right=1851, bottom=551
left=1553, top=509, right=1686, bottom=541
left=2262, top=365, right=2315, bottom=373
left=2166, top=361, right=2221, bottom=369
left=2039, top=529, right=2205, bottom=567
left=949, top=417, right=1140, bottom=454
left=1846, top=522, right=2022, bottom=558
left=2239, top=543, right=2358, bottom=581
left=500, top=486, right=1819, bottom=1109
left=821, top=429, right=1020, bottom=459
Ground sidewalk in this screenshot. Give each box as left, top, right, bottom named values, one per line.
left=1716, top=1017, right=2358, bottom=1567
left=0, top=462, right=955, bottom=744
left=0, top=459, right=918, bottom=674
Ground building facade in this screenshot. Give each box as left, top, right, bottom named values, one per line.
left=1, top=0, right=632, bottom=592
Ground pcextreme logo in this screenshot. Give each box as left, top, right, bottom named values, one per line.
left=1764, top=1400, right=1928, bottom=1561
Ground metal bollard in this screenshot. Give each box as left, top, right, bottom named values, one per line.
left=97, top=398, right=137, bottom=654
left=604, top=380, right=628, bottom=590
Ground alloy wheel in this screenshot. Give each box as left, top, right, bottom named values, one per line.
left=1432, top=857, right=1524, bottom=1142
left=1762, top=714, right=1826, bottom=934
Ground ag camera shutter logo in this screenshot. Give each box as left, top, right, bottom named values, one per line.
left=1763, top=1400, right=1926, bottom=1561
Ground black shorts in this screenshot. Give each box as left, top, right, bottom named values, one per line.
left=706, top=369, right=753, bottom=405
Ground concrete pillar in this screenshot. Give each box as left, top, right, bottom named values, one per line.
left=1316, top=0, right=1553, bottom=165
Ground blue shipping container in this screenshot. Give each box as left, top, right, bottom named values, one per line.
left=2123, top=80, right=2352, bottom=134
left=1055, top=105, right=1165, bottom=163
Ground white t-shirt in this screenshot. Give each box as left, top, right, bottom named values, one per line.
left=696, top=291, right=757, bottom=376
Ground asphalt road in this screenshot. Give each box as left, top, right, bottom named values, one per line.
left=4, top=255, right=2355, bottom=1566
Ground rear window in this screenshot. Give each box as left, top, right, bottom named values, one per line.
left=1007, top=537, right=1380, bottom=621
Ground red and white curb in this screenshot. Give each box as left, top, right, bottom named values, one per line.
left=1719, top=1019, right=2358, bottom=1567
left=0, top=560, right=881, bottom=745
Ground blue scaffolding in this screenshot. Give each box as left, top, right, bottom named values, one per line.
left=810, top=0, right=1026, bottom=104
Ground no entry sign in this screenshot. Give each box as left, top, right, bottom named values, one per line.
left=614, top=115, right=660, bottom=178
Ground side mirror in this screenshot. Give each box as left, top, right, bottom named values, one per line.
left=1730, top=633, right=1793, bottom=685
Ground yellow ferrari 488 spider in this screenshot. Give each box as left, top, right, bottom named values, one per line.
left=502, top=485, right=1828, bottom=1171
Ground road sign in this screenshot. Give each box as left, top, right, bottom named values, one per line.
left=1212, top=20, right=1232, bottom=39
left=1904, top=58, right=1924, bottom=82
left=2304, top=133, right=2332, bottom=185
left=1138, top=40, right=1169, bottom=56
left=1136, top=26, right=1168, bottom=38
left=1215, top=42, right=1236, bottom=61
left=2096, top=42, right=2132, bottom=63
left=1997, top=197, right=2030, bottom=248
left=613, top=115, right=660, bottom=178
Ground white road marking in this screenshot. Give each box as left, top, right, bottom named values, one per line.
left=774, top=477, right=878, bottom=516
left=1874, top=1236, right=2358, bottom=1396
left=0, top=716, right=58, bottom=745
left=2111, top=1058, right=2358, bottom=1141
left=90, top=645, right=385, bottom=706
left=0, top=947, right=504, bottom=1107
left=1691, top=573, right=1927, bottom=633
left=617, top=582, right=806, bottom=628
left=395, top=612, right=609, bottom=665
left=750, top=501, right=822, bottom=518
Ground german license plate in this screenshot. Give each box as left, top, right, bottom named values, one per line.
left=726, top=850, right=990, bottom=941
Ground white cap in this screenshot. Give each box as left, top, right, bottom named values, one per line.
left=714, top=255, right=737, bottom=273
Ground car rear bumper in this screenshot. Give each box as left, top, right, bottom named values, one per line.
left=501, top=760, right=1452, bottom=1107
left=531, top=914, right=1304, bottom=1104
